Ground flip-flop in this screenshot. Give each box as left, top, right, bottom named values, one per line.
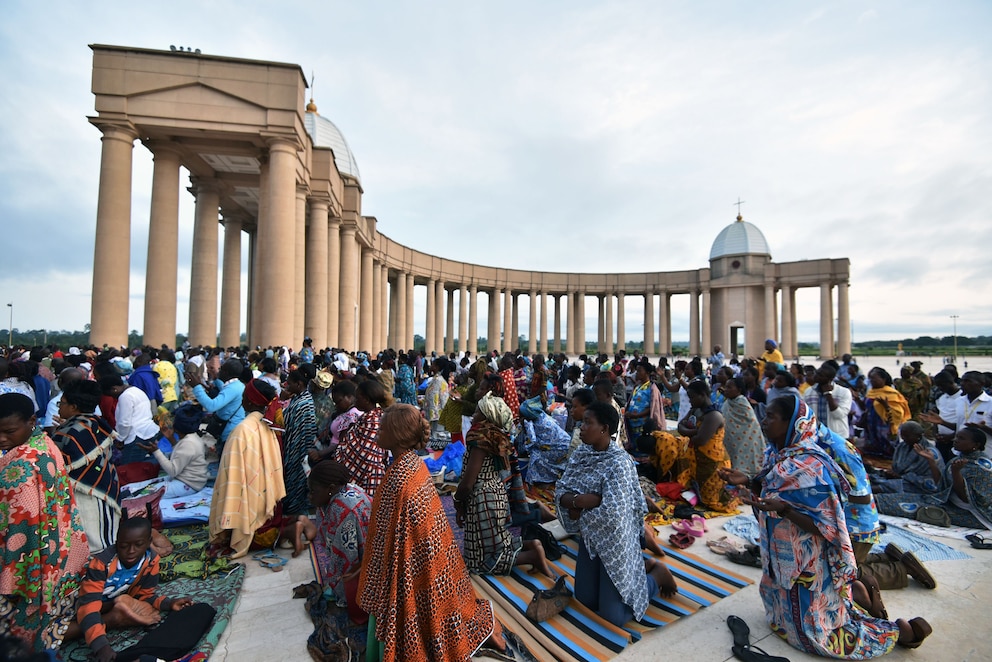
left=252, top=550, right=288, bottom=572
left=672, top=518, right=705, bottom=537
left=727, top=615, right=791, bottom=662
left=669, top=531, right=695, bottom=549
left=707, top=536, right=745, bottom=556
left=966, top=533, right=992, bottom=550
left=727, top=548, right=762, bottom=568
left=691, top=514, right=708, bottom=532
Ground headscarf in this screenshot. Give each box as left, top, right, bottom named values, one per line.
left=476, top=392, right=512, bottom=433
left=466, top=393, right=513, bottom=469
left=244, top=380, right=272, bottom=407
left=765, top=339, right=777, bottom=348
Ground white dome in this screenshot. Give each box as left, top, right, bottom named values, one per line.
left=709, top=216, right=771, bottom=260
left=304, top=110, right=360, bottom=181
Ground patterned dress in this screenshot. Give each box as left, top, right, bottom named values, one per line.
left=757, top=398, right=899, bottom=659
left=394, top=365, right=418, bottom=405
left=282, top=390, right=317, bottom=515
left=358, top=451, right=495, bottom=662
left=722, top=395, right=766, bottom=476
left=463, top=451, right=522, bottom=575
left=0, top=431, right=89, bottom=652
left=424, top=375, right=449, bottom=422
left=335, top=407, right=386, bottom=497
left=317, top=483, right=372, bottom=606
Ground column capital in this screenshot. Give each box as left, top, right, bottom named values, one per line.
left=263, top=134, right=303, bottom=153
left=89, top=119, right=139, bottom=144
left=142, top=138, right=184, bottom=159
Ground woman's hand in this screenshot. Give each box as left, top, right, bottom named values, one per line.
left=171, top=597, right=194, bottom=611
left=136, top=439, right=158, bottom=453
left=453, top=499, right=466, bottom=528
left=717, top=467, right=749, bottom=486
left=747, top=495, right=789, bottom=514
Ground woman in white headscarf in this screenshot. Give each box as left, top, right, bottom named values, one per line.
left=454, top=373, right=554, bottom=577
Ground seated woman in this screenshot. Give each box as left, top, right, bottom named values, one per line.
left=720, top=376, right=766, bottom=476
left=69, top=516, right=194, bottom=662
left=869, top=421, right=944, bottom=494
left=652, top=380, right=738, bottom=513
left=874, top=427, right=991, bottom=529
left=625, top=361, right=666, bottom=440
left=720, top=396, right=931, bottom=656
left=137, top=403, right=208, bottom=499
left=359, top=403, right=520, bottom=661
left=556, top=401, right=676, bottom=627
left=334, top=379, right=391, bottom=497
left=520, top=405, right=572, bottom=488
left=208, top=379, right=286, bottom=558
left=0, top=393, right=88, bottom=654
left=860, top=368, right=912, bottom=459
left=454, top=378, right=554, bottom=578
left=294, top=460, right=371, bottom=624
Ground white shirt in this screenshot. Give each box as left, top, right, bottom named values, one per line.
left=803, top=384, right=852, bottom=439
left=936, top=390, right=964, bottom=436
left=42, top=392, right=101, bottom=428
left=115, top=386, right=161, bottom=445
left=954, top=391, right=992, bottom=457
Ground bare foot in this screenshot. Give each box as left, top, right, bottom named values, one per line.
left=519, top=539, right=556, bottom=579
left=292, top=519, right=306, bottom=558
left=106, top=595, right=161, bottom=627
left=151, top=529, right=174, bottom=558
left=646, top=558, right=678, bottom=598
left=642, top=522, right=666, bottom=557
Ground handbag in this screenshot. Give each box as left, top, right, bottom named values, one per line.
left=525, top=575, right=572, bottom=622
left=916, top=505, right=951, bottom=527
left=204, top=409, right=234, bottom=440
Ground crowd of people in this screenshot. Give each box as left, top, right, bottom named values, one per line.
left=2, top=337, right=990, bottom=659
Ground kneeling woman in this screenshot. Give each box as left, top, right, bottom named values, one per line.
left=557, top=401, right=676, bottom=627
left=720, top=396, right=931, bottom=657
left=295, top=459, right=371, bottom=624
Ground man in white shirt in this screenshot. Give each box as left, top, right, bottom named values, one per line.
left=803, top=363, right=853, bottom=439
left=99, top=375, right=162, bottom=464
left=923, top=371, right=992, bottom=459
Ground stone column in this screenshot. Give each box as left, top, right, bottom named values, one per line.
left=764, top=284, right=776, bottom=348
left=487, top=289, right=500, bottom=354
left=644, top=292, right=655, bottom=356
left=837, top=281, right=851, bottom=356
left=616, top=293, right=625, bottom=354
left=256, top=138, right=298, bottom=348
left=553, top=294, right=562, bottom=354
left=142, top=143, right=182, bottom=348
left=445, top=287, right=455, bottom=354
left=294, top=186, right=308, bottom=344
left=539, top=292, right=549, bottom=355
left=90, top=123, right=138, bottom=348
left=395, top=272, right=408, bottom=350
left=820, top=283, right=834, bottom=359
left=371, top=259, right=382, bottom=352
left=577, top=292, right=586, bottom=354
left=689, top=290, right=700, bottom=356
left=605, top=293, right=614, bottom=354
left=658, top=291, right=670, bottom=357
left=188, top=180, right=219, bottom=347
left=502, top=289, right=513, bottom=353
left=458, top=285, right=468, bottom=354
left=436, top=281, right=446, bottom=353
left=405, top=277, right=415, bottom=351
left=326, top=218, right=340, bottom=347
left=528, top=290, right=538, bottom=353
left=219, top=216, right=242, bottom=348
left=468, top=285, right=478, bottom=355
left=380, top=264, right=389, bottom=351
left=247, top=226, right=258, bottom=345
left=701, top=289, right=711, bottom=358
left=338, top=226, right=359, bottom=350
left=597, top=295, right=606, bottom=354
left=780, top=286, right=793, bottom=361
left=359, top=249, right=374, bottom=350
left=305, top=197, right=329, bottom=349
left=425, top=279, right=436, bottom=354
left=510, top=293, right=519, bottom=351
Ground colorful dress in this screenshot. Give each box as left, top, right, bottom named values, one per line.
left=335, top=407, right=386, bottom=497
left=626, top=380, right=665, bottom=439
left=756, top=398, right=899, bottom=658
left=463, top=450, right=521, bottom=575
left=282, top=390, right=317, bottom=515
left=651, top=409, right=737, bottom=512
left=722, top=394, right=766, bottom=476
left=424, top=375, right=449, bottom=422
left=358, top=451, right=496, bottom=662
left=521, top=413, right=571, bottom=484
left=317, top=483, right=372, bottom=607
left=861, top=387, right=911, bottom=459
left=394, top=364, right=418, bottom=405
left=0, top=431, right=88, bottom=653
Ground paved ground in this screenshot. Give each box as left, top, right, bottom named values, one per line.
left=210, top=517, right=992, bottom=662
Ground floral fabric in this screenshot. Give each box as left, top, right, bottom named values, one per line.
left=317, top=483, right=372, bottom=606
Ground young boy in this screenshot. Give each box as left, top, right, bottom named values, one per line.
left=70, top=517, right=192, bottom=662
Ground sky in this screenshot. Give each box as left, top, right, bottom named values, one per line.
left=1, top=0, right=990, bottom=345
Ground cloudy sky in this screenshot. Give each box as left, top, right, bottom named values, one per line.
left=1, top=0, right=989, bottom=345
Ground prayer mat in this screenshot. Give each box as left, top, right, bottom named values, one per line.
left=60, top=564, right=245, bottom=662
left=158, top=524, right=236, bottom=582
left=308, top=531, right=370, bottom=661
left=472, top=535, right=752, bottom=661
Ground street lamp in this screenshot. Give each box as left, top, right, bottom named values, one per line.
left=950, top=315, right=959, bottom=363
left=6, top=303, right=11, bottom=348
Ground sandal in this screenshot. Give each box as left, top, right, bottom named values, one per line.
left=691, top=514, right=708, bottom=532
left=726, top=547, right=762, bottom=568
left=966, top=533, right=992, bottom=550
left=672, top=518, right=705, bottom=537
left=252, top=550, right=288, bottom=572
left=707, top=536, right=745, bottom=556
left=897, top=617, right=932, bottom=649
left=669, top=531, right=695, bottom=549
left=727, top=615, right=791, bottom=662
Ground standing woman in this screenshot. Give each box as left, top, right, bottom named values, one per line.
left=359, top=403, right=516, bottom=661
left=556, top=401, right=676, bottom=627
left=393, top=354, right=418, bottom=406
left=720, top=376, right=766, bottom=476
left=625, top=361, right=666, bottom=439
left=720, top=396, right=931, bottom=656
left=281, top=368, right=318, bottom=517
left=423, top=360, right=449, bottom=436
left=335, top=379, right=391, bottom=497
left=455, top=377, right=553, bottom=578
left=0, top=393, right=89, bottom=653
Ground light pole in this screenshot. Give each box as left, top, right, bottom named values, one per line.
left=950, top=315, right=959, bottom=362
left=6, top=303, right=11, bottom=348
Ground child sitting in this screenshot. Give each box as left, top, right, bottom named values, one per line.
left=137, top=403, right=208, bottom=498
left=68, top=516, right=193, bottom=662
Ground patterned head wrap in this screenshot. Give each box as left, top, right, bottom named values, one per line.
left=477, top=392, right=513, bottom=433
left=244, top=379, right=272, bottom=407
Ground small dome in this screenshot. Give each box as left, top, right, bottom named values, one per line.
left=304, top=108, right=360, bottom=181
left=709, top=215, right=771, bottom=260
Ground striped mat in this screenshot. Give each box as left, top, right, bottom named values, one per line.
left=472, top=536, right=752, bottom=661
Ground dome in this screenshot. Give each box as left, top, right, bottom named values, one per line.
left=709, top=215, right=771, bottom=260
left=304, top=105, right=361, bottom=181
